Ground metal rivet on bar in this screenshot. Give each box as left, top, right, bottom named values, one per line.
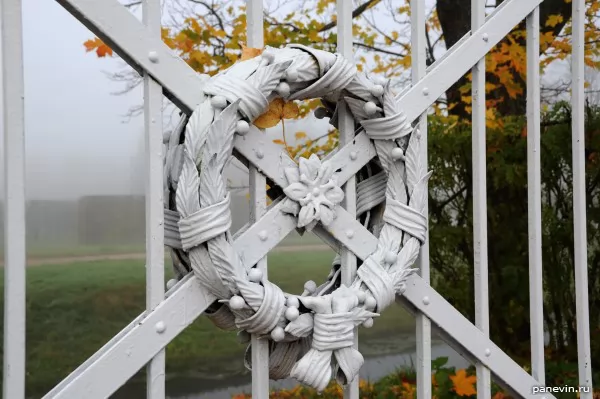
left=422, top=296, right=430, bottom=305
left=166, top=278, right=177, bottom=290
left=482, top=33, right=489, bottom=42
left=258, top=230, right=268, bottom=241
left=256, top=149, right=264, bottom=159
left=148, top=51, right=159, bottom=63
left=349, top=151, right=357, bottom=161
left=484, top=348, right=491, bottom=357
left=346, top=229, right=354, bottom=239
left=155, top=321, right=166, bottom=334
left=422, top=88, right=429, bottom=96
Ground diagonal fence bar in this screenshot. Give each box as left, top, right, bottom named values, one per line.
left=2, top=0, right=27, bottom=396
left=43, top=127, right=393, bottom=398
left=311, top=211, right=558, bottom=399
left=395, top=0, right=543, bottom=123
left=54, top=0, right=208, bottom=115
left=44, top=196, right=300, bottom=399
left=211, top=132, right=555, bottom=397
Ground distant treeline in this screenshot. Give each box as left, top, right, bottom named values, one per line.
left=0, top=194, right=250, bottom=251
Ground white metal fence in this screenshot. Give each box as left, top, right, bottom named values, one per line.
left=1, top=0, right=594, bottom=398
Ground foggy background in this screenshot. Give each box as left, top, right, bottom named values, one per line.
left=0, top=0, right=336, bottom=254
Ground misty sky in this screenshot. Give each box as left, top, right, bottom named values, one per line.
left=0, top=0, right=148, bottom=199
left=0, top=0, right=577, bottom=200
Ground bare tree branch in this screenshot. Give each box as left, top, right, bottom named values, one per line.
left=123, top=0, right=141, bottom=8
left=187, top=0, right=229, bottom=37
left=353, top=42, right=406, bottom=57
left=319, top=0, right=381, bottom=32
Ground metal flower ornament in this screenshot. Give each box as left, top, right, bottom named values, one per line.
left=283, top=155, right=344, bottom=230
left=162, top=44, right=431, bottom=392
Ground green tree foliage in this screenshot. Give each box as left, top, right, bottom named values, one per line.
left=428, top=103, right=600, bottom=366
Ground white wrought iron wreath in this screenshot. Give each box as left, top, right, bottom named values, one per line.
left=162, top=44, right=430, bottom=392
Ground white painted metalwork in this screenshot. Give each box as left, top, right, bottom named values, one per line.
left=526, top=6, right=545, bottom=385
left=143, top=0, right=166, bottom=396
left=572, top=0, right=594, bottom=396
left=471, top=0, right=491, bottom=397
left=411, top=1, right=431, bottom=398
left=245, top=1, right=270, bottom=397
left=1, top=0, right=593, bottom=398
left=336, top=2, right=359, bottom=398
left=2, top=0, right=26, bottom=396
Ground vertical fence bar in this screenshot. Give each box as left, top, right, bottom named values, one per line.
left=335, top=1, right=358, bottom=398
left=246, top=1, right=270, bottom=397
left=143, top=0, right=165, bottom=397
left=471, top=1, right=491, bottom=397
left=1, top=0, right=27, bottom=395
left=572, top=0, right=594, bottom=396
left=411, top=0, right=431, bottom=397
left=526, top=6, right=545, bottom=385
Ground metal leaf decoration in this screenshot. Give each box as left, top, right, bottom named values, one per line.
left=390, top=238, right=420, bottom=283
left=248, top=60, right=293, bottom=98
left=285, top=313, right=314, bottom=338
left=176, top=151, right=201, bottom=217
left=409, top=171, right=433, bottom=215
left=404, top=130, right=422, bottom=196
left=236, top=278, right=265, bottom=311
left=344, top=96, right=372, bottom=121
left=382, top=81, right=399, bottom=117
left=185, top=100, right=214, bottom=167
left=344, top=73, right=378, bottom=102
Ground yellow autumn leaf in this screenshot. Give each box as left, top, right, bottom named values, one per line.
left=450, top=369, right=477, bottom=397
left=282, top=101, right=299, bottom=119
left=545, top=14, right=564, bottom=28
left=240, top=45, right=263, bottom=61
left=295, top=131, right=307, bottom=140
left=253, top=98, right=299, bottom=129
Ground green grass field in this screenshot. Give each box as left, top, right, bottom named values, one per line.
left=0, top=250, right=414, bottom=397
left=0, top=231, right=324, bottom=261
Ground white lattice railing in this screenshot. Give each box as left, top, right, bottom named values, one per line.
left=1, top=1, right=594, bottom=398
